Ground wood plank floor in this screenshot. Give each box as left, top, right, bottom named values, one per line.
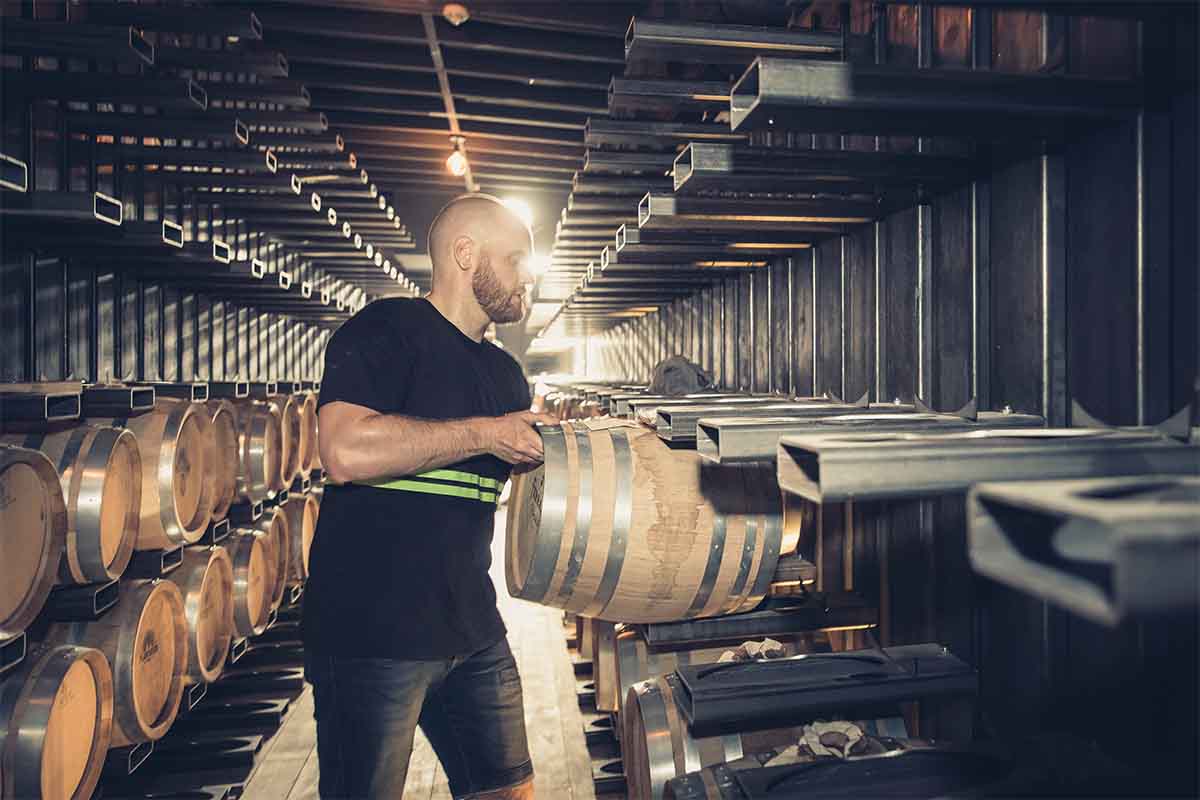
left=242, top=511, right=600, bottom=799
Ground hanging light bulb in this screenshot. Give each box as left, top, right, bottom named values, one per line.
left=446, top=135, right=469, bottom=177
left=446, top=149, right=468, bottom=177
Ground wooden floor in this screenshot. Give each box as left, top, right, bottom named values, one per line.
left=242, top=511, right=599, bottom=799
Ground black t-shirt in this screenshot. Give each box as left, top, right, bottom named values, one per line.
left=302, top=297, right=530, bottom=659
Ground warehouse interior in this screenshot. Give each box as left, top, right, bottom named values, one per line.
left=0, top=1, right=1198, bottom=799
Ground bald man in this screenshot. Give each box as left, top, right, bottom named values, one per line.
left=303, top=195, right=556, bottom=799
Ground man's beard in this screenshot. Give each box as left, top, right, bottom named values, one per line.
left=473, top=254, right=526, bottom=324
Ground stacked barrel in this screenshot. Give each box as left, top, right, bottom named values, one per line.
left=0, top=382, right=322, bottom=798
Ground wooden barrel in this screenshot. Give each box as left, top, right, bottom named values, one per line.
left=283, top=491, right=320, bottom=584
left=49, top=579, right=188, bottom=746
left=3, top=426, right=141, bottom=584
left=235, top=401, right=283, bottom=502
left=255, top=505, right=291, bottom=611
left=0, top=445, right=67, bottom=640
left=275, top=395, right=302, bottom=487
left=506, top=422, right=799, bottom=623
left=205, top=400, right=240, bottom=521
left=96, top=399, right=213, bottom=549
left=229, top=531, right=274, bottom=637
left=0, top=644, right=113, bottom=800
left=623, top=674, right=908, bottom=800
left=297, top=391, right=318, bottom=473
left=167, top=546, right=235, bottom=685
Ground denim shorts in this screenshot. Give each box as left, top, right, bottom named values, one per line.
left=304, top=637, right=533, bottom=799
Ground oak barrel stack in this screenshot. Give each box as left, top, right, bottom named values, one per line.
left=2, top=426, right=141, bottom=585
left=275, top=395, right=303, bottom=487
left=255, top=505, right=291, bottom=612
left=229, top=531, right=274, bottom=638
left=167, top=546, right=235, bottom=686
left=234, top=401, right=284, bottom=502
left=48, top=579, right=189, bottom=746
left=506, top=421, right=795, bottom=623
left=97, top=398, right=214, bottom=549
left=0, top=445, right=67, bottom=640
left=205, top=400, right=240, bottom=521
left=283, top=490, right=321, bottom=584
left=0, top=644, right=114, bottom=800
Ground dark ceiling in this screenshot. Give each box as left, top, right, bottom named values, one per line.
left=245, top=1, right=797, bottom=263
left=248, top=1, right=647, bottom=261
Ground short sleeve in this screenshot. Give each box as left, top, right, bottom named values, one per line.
left=317, top=310, right=403, bottom=413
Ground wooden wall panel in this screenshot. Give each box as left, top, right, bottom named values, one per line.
left=752, top=268, right=771, bottom=393
left=163, top=287, right=180, bottom=383
left=790, top=254, right=815, bottom=397
left=1070, top=16, right=1136, bottom=77
left=934, top=7, right=971, bottom=68
left=932, top=186, right=973, bottom=409
left=882, top=207, right=919, bottom=401
left=67, top=263, right=91, bottom=382
left=770, top=258, right=791, bottom=393
left=735, top=273, right=752, bottom=391
left=0, top=258, right=28, bottom=381
left=722, top=278, right=737, bottom=388
left=1066, top=121, right=1138, bottom=425
left=989, top=155, right=1043, bottom=414
left=844, top=225, right=877, bottom=402
left=815, top=239, right=844, bottom=398
left=33, top=258, right=63, bottom=381
left=991, top=10, right=1043, bottom=73
left=119, top=278, right=137, bottom=381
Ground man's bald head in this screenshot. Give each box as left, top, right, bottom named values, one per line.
left=428, top=194, right=531, bottom=281
left=426, top=194, right=535, bottom=324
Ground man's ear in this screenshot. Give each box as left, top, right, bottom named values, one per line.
left=453, top=235, right=474, bottom=271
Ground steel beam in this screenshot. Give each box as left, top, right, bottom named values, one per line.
left=1, top=72, right=206, bottom=111
left=673, top=142, right=973, bottom=194
left=605, top=240, right=810, bottom=265
left=657, top=400, right=866, bottom=440
left=638, top=194, right=877, bottom=233
left=582, top=150, right=676, bottom=176
left=697, top=409, right=1045, bottom=462
left=584, top=119, right=746, bottom=149
left=63, top=112, right=250, bottom=145
left=0, top=19, right=154, bottom=66
left=624, top=17, right=842, bottom=64
left=968, top=474, right=1200, bottom=627
left=155, top=46, right=290, bottom=76
left=730, top=58, right=1143, bottom=138
left=607, top=78, right=730, bottom=116
left=570, top=175, right=672, bottom=198
left=777, top=429, right=1199, bottom=502
left=83, top=6, right=263, bottom=37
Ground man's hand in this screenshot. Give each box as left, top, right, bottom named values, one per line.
left=482, top=411, right=559, bottom=465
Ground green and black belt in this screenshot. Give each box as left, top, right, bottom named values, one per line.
left=360, top=468, right=503, bottom=504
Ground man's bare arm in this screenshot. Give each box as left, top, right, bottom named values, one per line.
left=318, top=400, right=558, bottom=484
